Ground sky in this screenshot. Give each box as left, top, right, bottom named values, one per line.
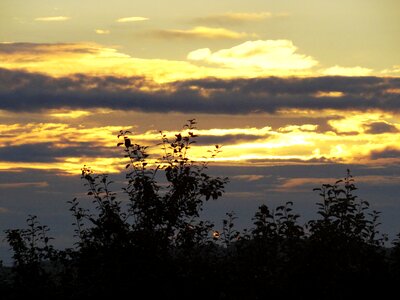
left=1, top=0, right=400, bottom=262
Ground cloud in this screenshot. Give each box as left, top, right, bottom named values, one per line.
left=3, top=41, right=382, bottom=82
left=369, top=148, right=400, bottom=160
left=314, top=91, right=344, bottom=98
left=0, top=42, right=98, bottom=56
left=187, top=40, right=318, bottom=73
left=0, top=122, right=125, bottom=148
left=0, top=42, right=218, bottom=83
left=385, top=88, right=400, bottom=95
left=0, top=142, right=116, bottom=163
left=328, top=113, right=399, bottom=134
left=196, top=133, right=265, bottom=145
left=232, top=175, right=265, bottom=182
left=1, top=68, right=400, bottom=114
left=271, top=177, right=336, bottom=192
left=381, top=65, right=400, bottom=76
left=0, top=113, right=399, bottom=174
left=154, top=26, right=255, bottom=39
left=34, top=16, right=70, bottom=22
left=271, top=174, right=400, bottom=192
left=278, top=124, right=318, bottom=133
left=95, top=29, right=110, bottom=35
left=194, top=12, right=288, bottom=25
left=364, top=122, right=399, bottom=134
left=321, top=65, right=373, bottom=76
left=0, top=181, right=49, bottom=189
left=116, top=17, right=148, bottom=23
left=47, top=110, right=92, bottom=119
left=244, top=157, right=336, bottom=165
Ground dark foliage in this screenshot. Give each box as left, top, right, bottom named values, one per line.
left=1, top=120, right=400, bottom=299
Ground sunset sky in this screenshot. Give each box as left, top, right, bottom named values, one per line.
left=1, top=0, right=400, bottom=261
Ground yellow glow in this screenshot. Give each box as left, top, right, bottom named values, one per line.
left=187, top=48, right=212, bottom=61
left=48, top=110, right=92, bottom=119
left=95, top=29, right=110, bottom=35
left=314, top=91, right=344, bottom=98
left=321, top=65, right=373, bottom=76
left=35, top=16, right=70, bottom=22
left=330, top=144, right=346, bottom=157
left=116, top=17, right=149, bottom=22
left=196, top=126, right=272, bottom=136
left=278, top=124, right=318, bottom=132
left=312, top=148, right=321, bottom=157
left=0, top=123, right=122, bottom=147
left=381, top=65, right=400, bottom=76
left=328, top=112, right=396, bottom=133
left=0, top=158, right=122, bottom=175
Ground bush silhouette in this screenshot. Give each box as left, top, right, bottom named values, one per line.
left=1, top=120, right=399, bottom=299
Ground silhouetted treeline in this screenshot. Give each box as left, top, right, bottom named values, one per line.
left=1, top=120, right=400, bottom=299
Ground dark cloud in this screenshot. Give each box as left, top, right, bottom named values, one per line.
left=0, top=142, right=116, bottom=162
left=1, top=68, right=400, bottom=113
left=0, top=42, right=98, bottom=55
left=364, top=122, right=399, bottom=134
left=369, top=148, right=400, bottom=160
